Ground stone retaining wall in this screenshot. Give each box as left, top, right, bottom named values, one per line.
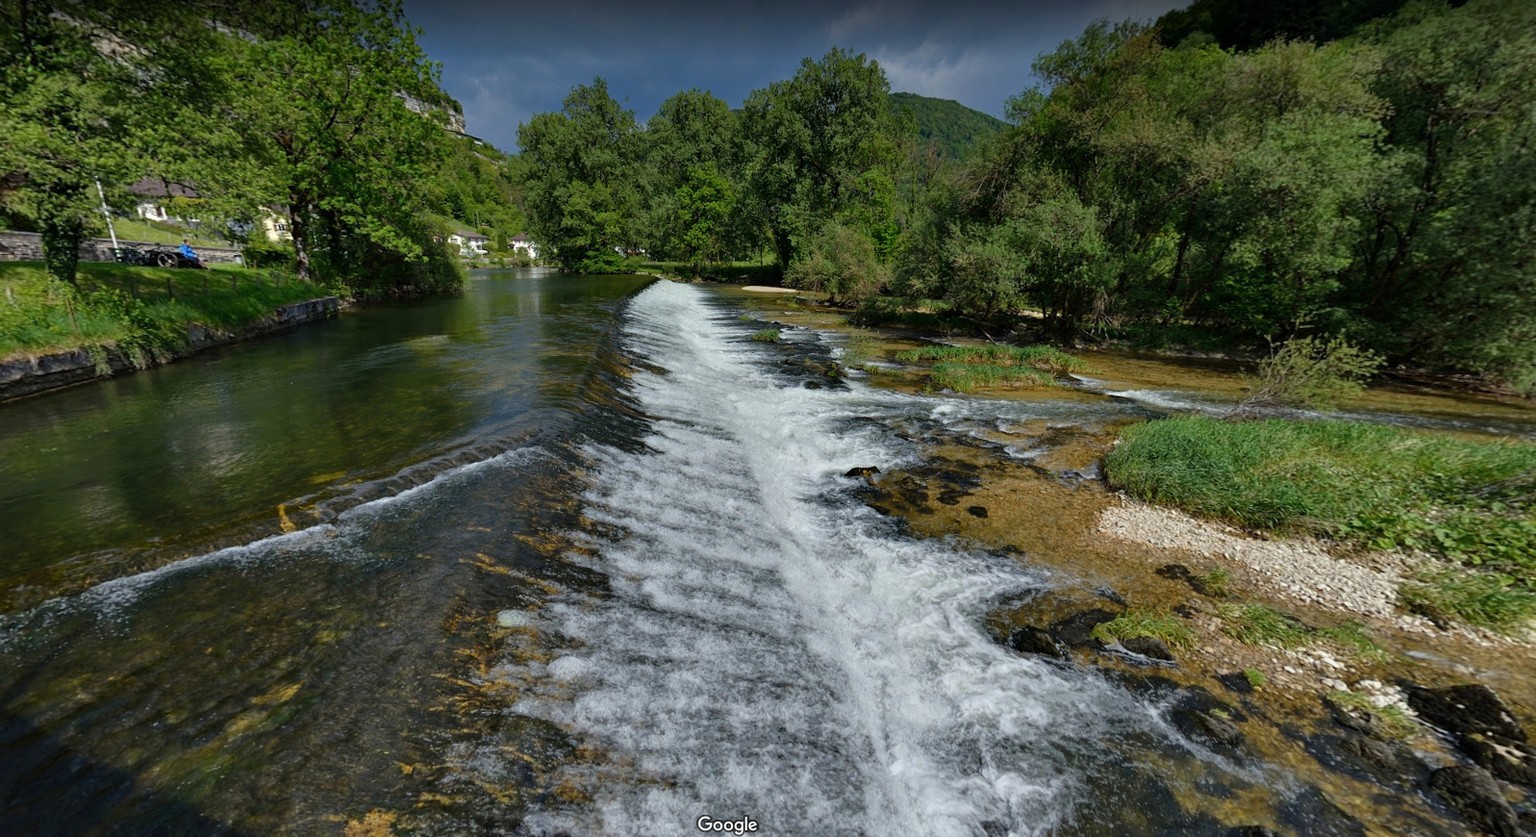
left=0, top=230, right=245, bottom=264
left=0, top=296, right=341, bottom=403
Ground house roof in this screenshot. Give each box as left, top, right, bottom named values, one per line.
left=129, top=177, right=198, bottom=199
left=510, top=233, right=532, bottom=242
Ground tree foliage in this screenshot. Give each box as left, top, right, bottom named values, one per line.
left=519, top=78, right=643, bottom=273
left=893, top=0, right=1534, bottom=389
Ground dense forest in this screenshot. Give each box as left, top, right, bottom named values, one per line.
left=0, top=0, right=496, bottom=297
left=521, top=0, right=1534, bottom=391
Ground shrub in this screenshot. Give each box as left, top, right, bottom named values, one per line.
left=1228, top=335, right=1383, bottom=418
left=750, top=328, right=780, bottom=343
left=785, top=222, right=890, bottom=305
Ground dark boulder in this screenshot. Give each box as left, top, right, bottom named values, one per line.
left=1228, top=828, right=1279, bottom=837
left=843, top=466, right=880, bottom=484
left=1007, top=626, right=1065, bottom=659
left=1337, top=731, right=1407, bottom=776
left=1217, top=671, right=1256, bottom=694
left=1156, top=563, right=1192, bottom=580
left=1187, top=711, right=1244, bottom=748
left=1408, top=684, right=1526, bottom=741
left=966, top=505, right=989, bottom=518
left=1049, top=608, right=1118, bottom=649
left=1168, top=687, right=1245, bottom=750
left=1120, top=635, right=1176, bottom=662
left=1458, top=732, right=1536, bottom=786
left=1427, top=765, right=1521, bottom=837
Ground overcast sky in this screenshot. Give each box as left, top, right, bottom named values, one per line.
left=404, top=0, right=1185, bottom=152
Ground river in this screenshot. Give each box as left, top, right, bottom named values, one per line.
left=0, top=269, right=1530, bottom=835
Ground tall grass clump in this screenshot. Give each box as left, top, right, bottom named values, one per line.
left=898, top=342, right=1088, bottom=392
left=1090, top=608, right=1195, bottom=650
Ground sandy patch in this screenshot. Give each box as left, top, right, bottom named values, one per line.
left=739, top=285, right=799, bottom=294
left=1098, top=499, right=1402, bottom=618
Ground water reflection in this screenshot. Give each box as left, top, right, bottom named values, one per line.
left=0, top=269, right=652, bottom=605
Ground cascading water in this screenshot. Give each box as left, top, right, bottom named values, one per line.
left=505, top=282, right=1249, bottom=835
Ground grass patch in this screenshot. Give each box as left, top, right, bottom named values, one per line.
left=109, top=217, right=229, bottom=248
left=1242, top=668, right=1267, bottom=689
left=1221, top=603, right=1313, bottom=648
left=1105, top=417, right=1536, bottom=614
left=750, top=328, right=781, bottom=343
left=0, top=261, right=320, bottom=361
left=1196, top=567, right=1233, bottom=598
left=1089, top=608, right=1196, bottom=650
left=1220, top=603, right=1389, bottom=658
left=841, top=334, right=878, bottom=366
left=895, top=342, right=1088, bottom=392
left=1400, top=570, right=1536, bottom=632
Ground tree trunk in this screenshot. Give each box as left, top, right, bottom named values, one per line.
left=40, top=213, right=83, bottom=286
left=287, top=199, right=313, bottom=282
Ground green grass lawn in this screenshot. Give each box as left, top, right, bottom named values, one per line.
left=108, top=217, right=232, bottom=248
left=1, top=261, right=325, bottom=361
left=1106, top=416, right=1536, bottom=628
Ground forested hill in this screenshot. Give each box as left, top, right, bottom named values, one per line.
left=1154, top=0, right=1454, bottom=49
left=890, top=92, right=1006, bottom=159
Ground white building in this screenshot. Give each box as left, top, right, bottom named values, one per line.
left=510, top=233, right=539, bottom=260
left=448, top=230, right=488, bottom=257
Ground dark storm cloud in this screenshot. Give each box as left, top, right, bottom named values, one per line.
left=405, top=0, right=1184, bottom=150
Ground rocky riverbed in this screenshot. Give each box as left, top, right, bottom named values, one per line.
left=727, top=286, right=1536, bottom=836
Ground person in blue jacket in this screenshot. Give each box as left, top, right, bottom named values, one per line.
left=178, top=239, right=198, bottom=262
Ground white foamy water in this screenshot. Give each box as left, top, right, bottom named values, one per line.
left=512, top=282, right=1170, bottom=836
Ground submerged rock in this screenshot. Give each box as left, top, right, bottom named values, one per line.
left=843, top=466, right=880, bottom=484
left=1185, top=710, right=1244, bottom=748
left=1428, top=765, right=1522, bottom=837
left=1408, top=684, right=1526, bottom=741
left=1120, top=635, right=1176, bottom=662
left=1006, top=626, right=1065, bottom=659
left=1049, top=608, right=1119, bottom=649
left=1336, top=731, right=1409, bottom=777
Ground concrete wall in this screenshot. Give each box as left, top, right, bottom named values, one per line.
left=0, top=230, right=245, bottom=265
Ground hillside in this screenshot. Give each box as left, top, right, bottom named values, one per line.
left=1154, top=0, right=1430, bottom=49
left=890, top=92, right=1006, bottom=160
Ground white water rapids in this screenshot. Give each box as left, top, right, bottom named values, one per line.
left=509, top=282, right=1192, bottom=836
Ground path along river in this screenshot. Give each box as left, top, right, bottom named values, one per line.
left=1, top=269, right=1533, bottom=835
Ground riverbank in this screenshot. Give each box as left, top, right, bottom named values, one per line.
left=729, top=284, right=1536, bottom=836
left=0, top=262, right=341, bottom=403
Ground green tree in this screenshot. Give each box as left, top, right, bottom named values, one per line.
left=640, top=89, right=742, bottom=261
left=673, top=164, right=734, bottom=273
left=0, top=1, right=206, bottom=283
left=212, top=0, right=447, bottom=286
left=1341, top=0, right=1536, bottom=388
left=519, top=78, right=642, bottom=272
left=741, top=48, right=904, bottom=271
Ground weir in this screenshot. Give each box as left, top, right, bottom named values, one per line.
left=2, top=271, right=1528, bottom=834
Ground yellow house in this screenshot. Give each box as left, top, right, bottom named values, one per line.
left=261, top=213, right=293, bottom=243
